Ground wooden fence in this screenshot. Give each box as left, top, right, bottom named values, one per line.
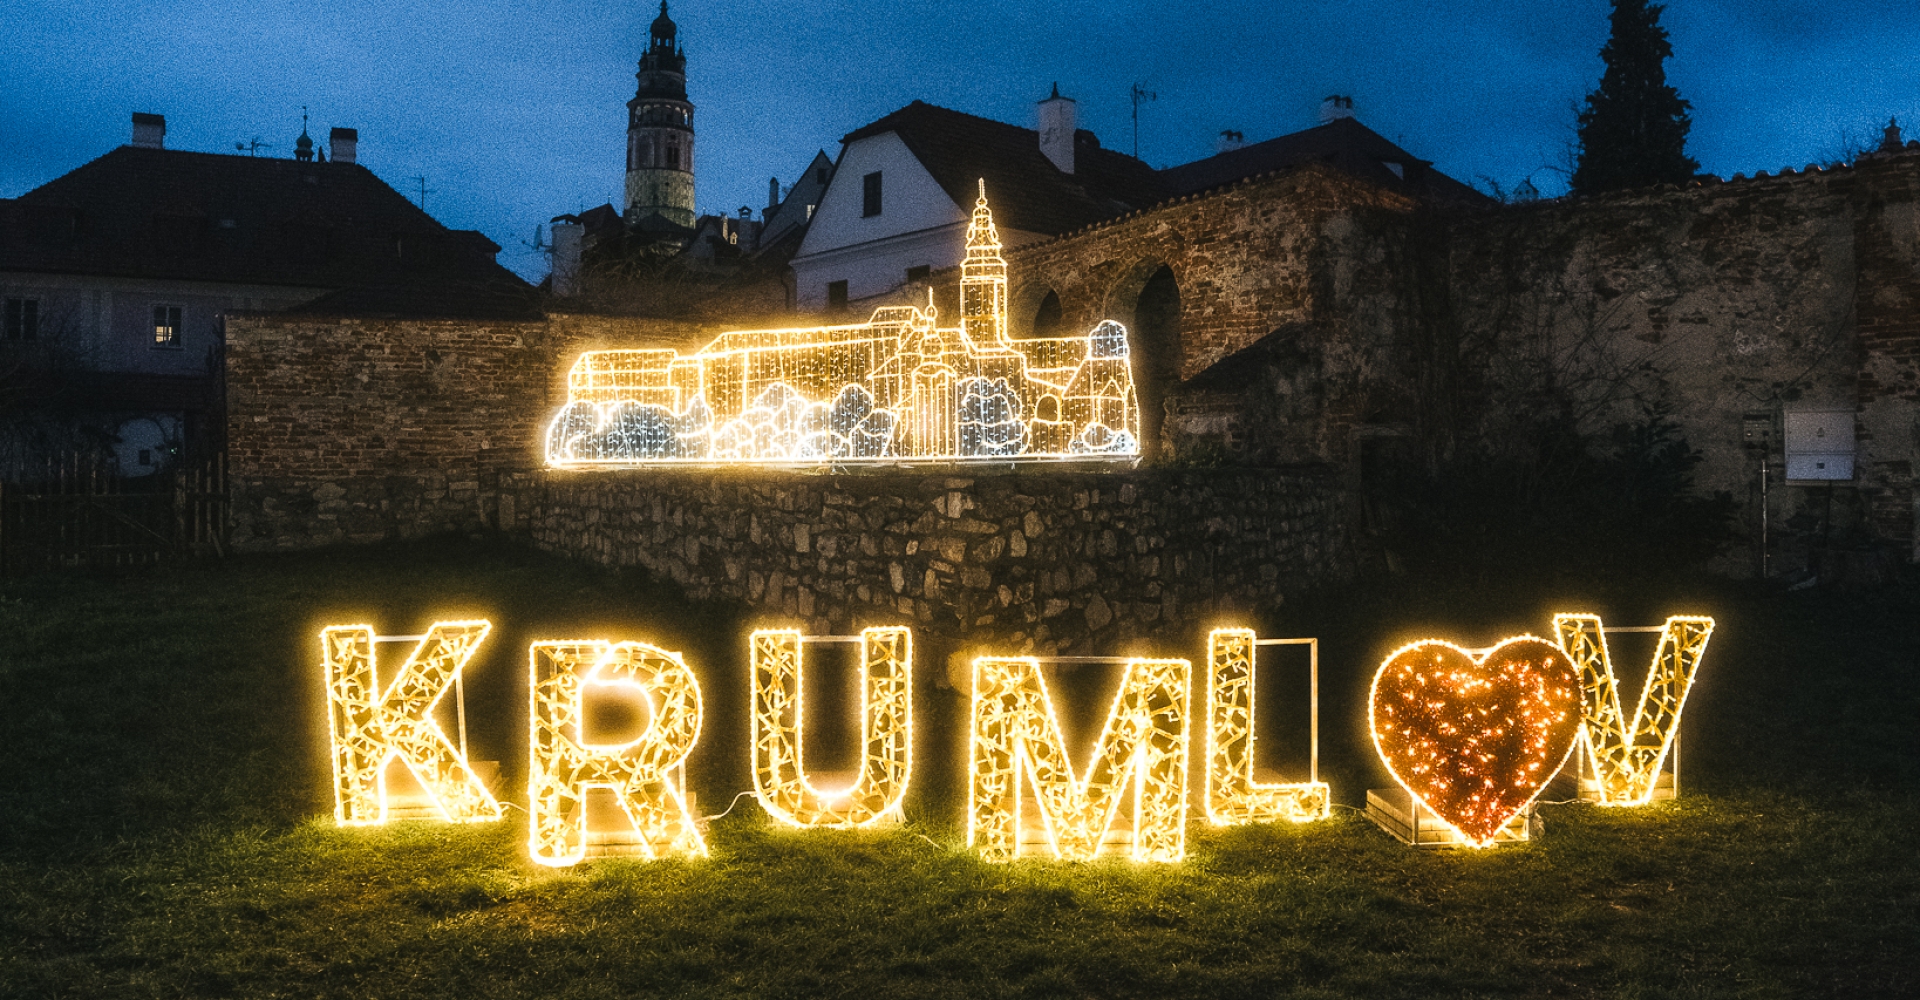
left=0, top=454, right=227, bottom=574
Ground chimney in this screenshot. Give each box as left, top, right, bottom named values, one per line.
left=1319, top=95, right=1355, bottom=124
left=550, top=219, right=583, bottom=297
left=1037, top=83, right=1077, bottom=175
left=329, top=127, right=358, bottom=164
left=769, top=176, right=781, bottom=211
left=1216, top=129, right=1246, bottom=155
left=131, top=112, right=166, bottom=149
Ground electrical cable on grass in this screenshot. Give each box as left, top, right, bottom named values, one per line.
left=704, top=790, right=758, bottom=822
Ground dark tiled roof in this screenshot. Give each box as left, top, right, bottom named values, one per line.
left=1160, top=117, right=1485, bottom=205
left=842, top=101, right=1167, bottom=235
left=0, top=146, right=535, bottom=316
left=290, top=281, right=544, bottom=321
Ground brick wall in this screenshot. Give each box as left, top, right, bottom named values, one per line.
left=223, top=312, right=712, bottom=550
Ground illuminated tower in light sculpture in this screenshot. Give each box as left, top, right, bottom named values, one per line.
left=960, top=180, right=1009, bottom=350
left=625, top=2, right=696, bottom=228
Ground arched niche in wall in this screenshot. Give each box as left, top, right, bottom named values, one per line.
left=1117, top=264, right=1183, bottom=461
left=1032, top=290, right=1063, bottom=337
left=1006, top=278, right=1059, bottom=338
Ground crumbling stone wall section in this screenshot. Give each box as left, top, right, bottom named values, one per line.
left=1006, top=165, right=1423, bottom=464
left=1448, top=148, right=1920, bottom=566
left=224, top=312, right=713, bottom=550
left=1008, top=163, right=1415, bottom=380
left=523, top=466, right=1348, bottom=654
left=1848, top=154, right=1920, bottom=556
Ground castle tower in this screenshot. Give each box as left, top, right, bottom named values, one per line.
left=624, top=2, right=696, bottom=228
left=960, top=181, right=1009, bottom=349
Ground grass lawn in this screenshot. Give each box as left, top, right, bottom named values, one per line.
left=1, top=539, right=1915, bottom=998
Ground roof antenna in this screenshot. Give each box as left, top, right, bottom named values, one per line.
left=409, top=176, right=434, bottom=212
left=1129, top=82, right=1157, bottom=159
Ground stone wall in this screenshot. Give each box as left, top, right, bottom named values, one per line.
left=1006, top=164, right=1423, bottom=463
left=223, top=312, right=714, bottom=550
left=520, top=465, right=1348, bottom=659
left=1447, top=148, right=1920, bottom=566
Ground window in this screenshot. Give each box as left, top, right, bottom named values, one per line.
left=153, top=304, right=183, bottom=348
left=805, top=204, right=814, bottom=220
left=862, top=171, right=883, bottom=217
left=667, top=144, right=680, bottom=170
left=826, top=280, right=849, bottom=310
left=4, top=298, right=38, bottom=341
left=905, top=265, right=930, bottom=283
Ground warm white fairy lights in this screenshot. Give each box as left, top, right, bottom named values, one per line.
left=967, top=654, right=1191, bottom=863
left=1552, top=614, right=1715, bottom=807
left=546, top=183, right=1139, bottom=466
left=1203, top=629, right=1329, bottom=826
left=321, top=621, right=503, bottom=826
left=528, top=640, right=707, bottom=866
left=750, top=627, right=913, bottom=828
left=1368, top=636, right=1582, bottom=848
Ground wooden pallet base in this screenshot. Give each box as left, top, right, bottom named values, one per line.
left=1365, top=788, right=1531, bottom=847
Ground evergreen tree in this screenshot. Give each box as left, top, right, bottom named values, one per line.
left=1571, top=0, right=1699, bottom=195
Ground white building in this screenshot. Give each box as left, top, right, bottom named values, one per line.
left=790, top=90, right=1162, bottom=311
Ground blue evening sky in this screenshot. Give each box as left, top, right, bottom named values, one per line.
left=5, top=1, right=1917, bottom=281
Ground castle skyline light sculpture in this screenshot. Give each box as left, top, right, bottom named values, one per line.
left=545, top=182, right=1141, bottom=466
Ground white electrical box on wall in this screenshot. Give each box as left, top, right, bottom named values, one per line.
left=1783, top=408, right=1855, bottom=482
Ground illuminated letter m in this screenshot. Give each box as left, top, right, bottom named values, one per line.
left=967, top=656, right=1191, bottom=863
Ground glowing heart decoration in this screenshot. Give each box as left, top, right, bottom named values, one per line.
left=1370, top=637, right=1583, bottom=847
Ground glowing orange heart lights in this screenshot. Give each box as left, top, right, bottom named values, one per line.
left=1369, top=637, right=1582, bottom=847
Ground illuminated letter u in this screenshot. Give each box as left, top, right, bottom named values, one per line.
left=750, top=627, right=913, bottom=828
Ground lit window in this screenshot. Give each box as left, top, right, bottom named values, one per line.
left=805, top=204, right=814, bottom=220
left=862, top=171, right=882, bottom=217
left=4, top=298, right=38, bottom=341
left=153, top=304, right=183, bottom=348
